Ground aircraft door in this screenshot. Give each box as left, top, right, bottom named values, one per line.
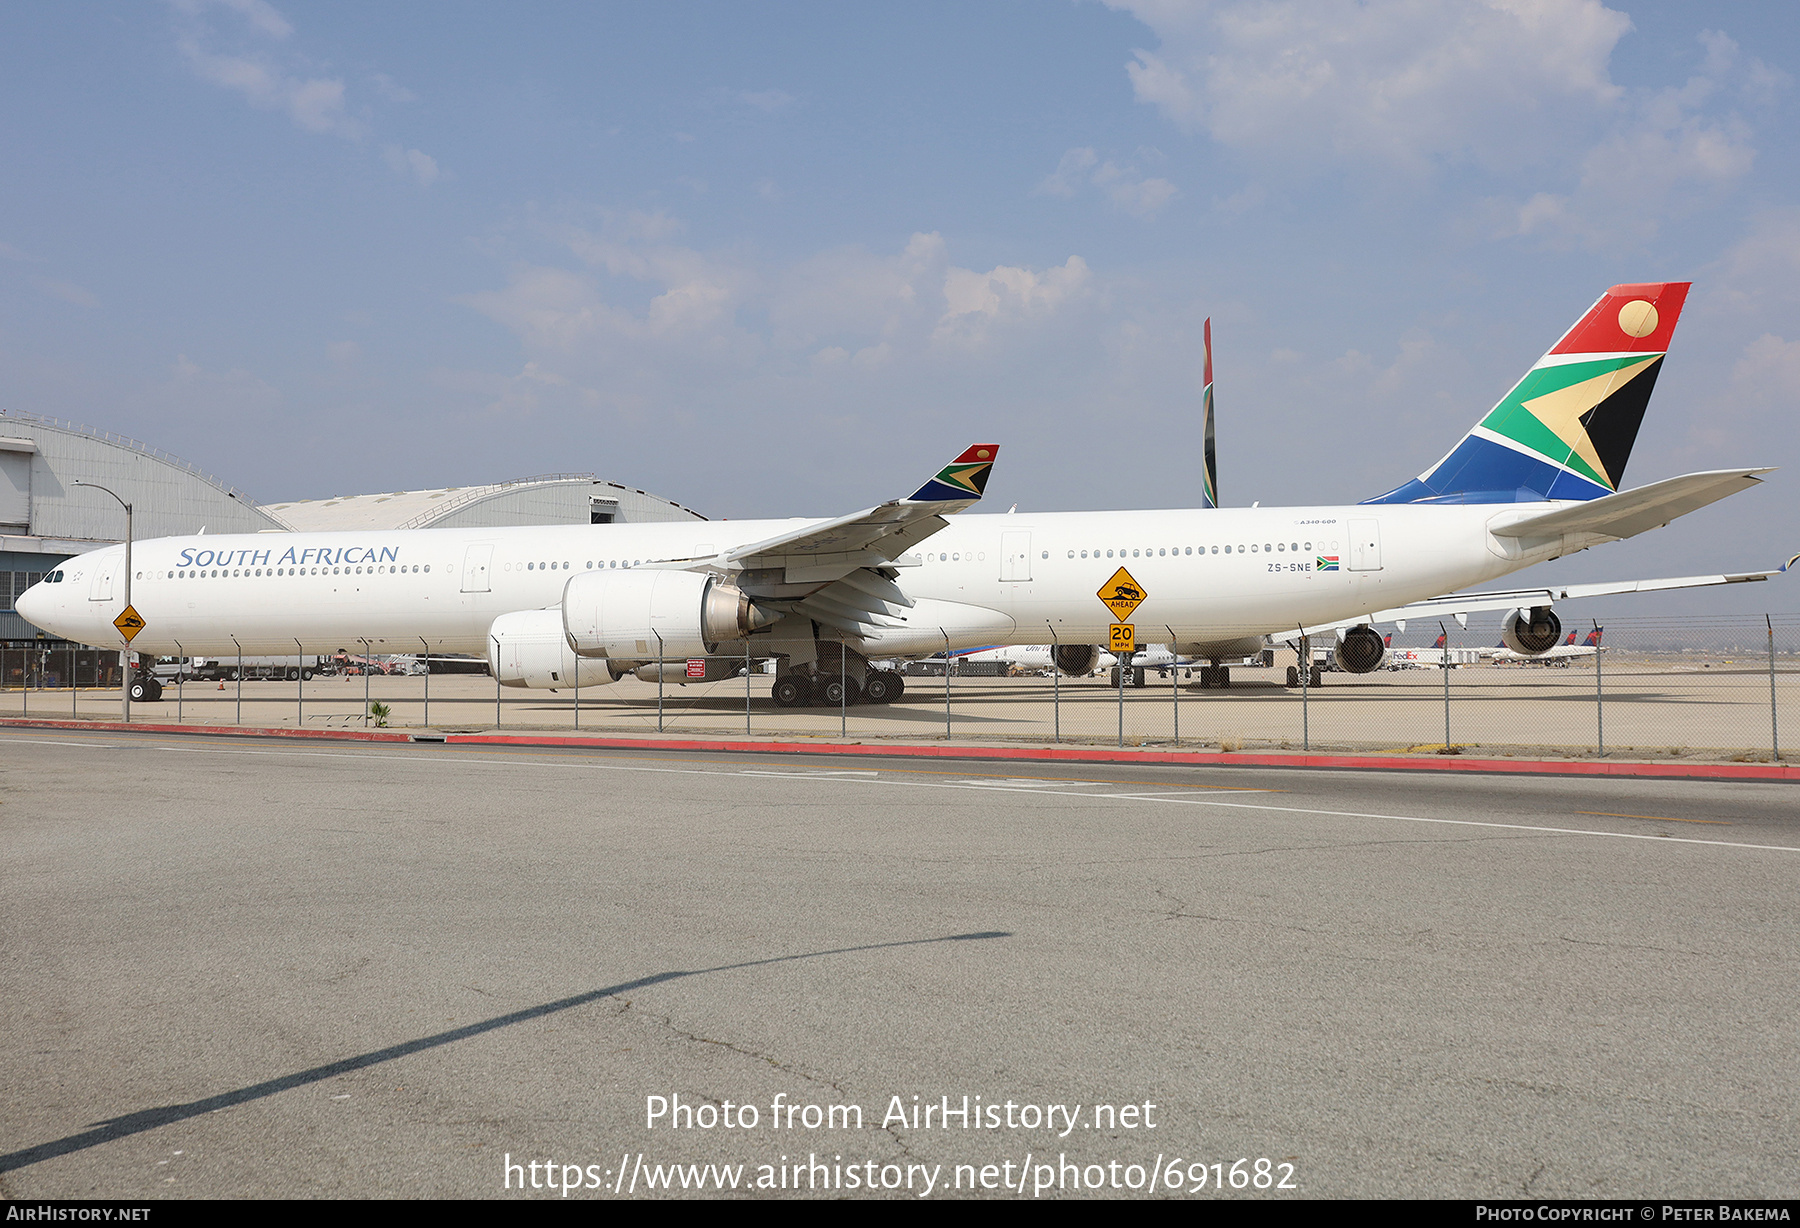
left=461, top=543, right=494, bottom=593
left=88, top=555, right=116, bottom=601
left=1000, top=531, right=1031, bottom=582
left=1347, top=519, right=1382, bottom=571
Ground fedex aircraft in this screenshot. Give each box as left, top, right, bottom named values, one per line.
left=15, top=283, right=1779, bottom=708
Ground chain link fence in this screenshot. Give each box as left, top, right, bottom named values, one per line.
left=3, top=615, right=1795, bottom=762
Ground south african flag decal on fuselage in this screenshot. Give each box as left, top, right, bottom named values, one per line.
left=909, top=444, right=998, bottom=502
left=1317, top=556, right=1340, bottom=571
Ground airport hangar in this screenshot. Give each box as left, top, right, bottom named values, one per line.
left=0, top=407, right=704, bottom=679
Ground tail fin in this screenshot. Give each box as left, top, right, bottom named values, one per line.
left=1565, top=631, right=1577, bottom=646
left=1201, top=318, right=1218, bottom=509
left=909, top=444, right=998, bottom=503
left=1434, top=633, right=1446, bottom=649
left=1364, top=283, right=1689, bottom=505
left=1586, top=628, right=1603, bottom=647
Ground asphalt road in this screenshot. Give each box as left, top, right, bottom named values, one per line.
left=2, top=729, right=1796, bottom=1199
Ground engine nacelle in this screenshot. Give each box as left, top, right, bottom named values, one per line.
left=563, top=569, right=773, bottom=660
left=487, top=609, right=620, bottom=690
left=1502, top=606, right=1563, bottom=656
left=1052, top=644, right=1099, bottom=675
left=1334, top=624, right=1389, bottom=674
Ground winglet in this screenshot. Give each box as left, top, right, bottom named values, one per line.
left=909, top=444, right=998, bottom=503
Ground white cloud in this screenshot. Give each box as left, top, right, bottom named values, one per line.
left=369, top=72, right=416, bottom=103
left=1707, top=209, right=1800, bottom=316
left=460, top=220, right=1096, bottom=392
left=1036, top=147, right=1178, bottom=219
left=936, top=256, right=1091, bottom=340
left=35, top=278, right=99, bottom=308
left=172, top=0, right=416, bottom=143
left=737, top=89, right=795, bottom=113
left=1497, top=32, right=1763, bottom=250
left=177, top=37, right=360, bottom=139
left=170, top=0, right=293, bottom=40
left=159, top=353, right=283, bottom=427
left=1111, top=0, right=1631, bottom=173
left=1112, top=3, right=1775, bottom=249
left=1037, top=147, right=1099, bottom=198
left=383, top=145, right=440, bottom=186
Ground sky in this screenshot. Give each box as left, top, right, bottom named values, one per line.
left=2, top=0, right=1797, bottom=618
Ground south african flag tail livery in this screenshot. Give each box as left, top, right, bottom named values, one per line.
left=1365, top=282, right=1690, bottom=505
left=909, top=444, right=998, bottom=503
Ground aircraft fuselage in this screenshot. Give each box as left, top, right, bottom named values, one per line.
left=20, top=502, right=1554, bottom=658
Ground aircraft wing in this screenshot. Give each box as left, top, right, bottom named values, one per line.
left=1283, top=567, right=1782, bottom=641
left=647, top=444, right=997, bottom=633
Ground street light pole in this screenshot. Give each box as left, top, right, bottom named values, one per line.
left=72, top=481, right=133, bottom=723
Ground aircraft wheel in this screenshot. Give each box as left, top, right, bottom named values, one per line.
left=818, top=675, right=852, bottom=706
left=1309, top=665, right=1323, bottom=687
left=1218, top=667, right=1231, bottom=689
left=862, top=671, right=897, bottom=704
left=128, top=679, right=150, bottom=703
left=772, top=675, right=810, bottom=708
left=1286, top=665, right=1299, bottom=688
left=1132, top=667, right=1146, bottom=687
left=1108, top=667, right=1121, bottom=687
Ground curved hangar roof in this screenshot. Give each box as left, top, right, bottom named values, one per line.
left=0, top=409, right=704, bottom=547
left=265, top=474, right=704, bottom=532
left=0, top=409, right=280, bottom=545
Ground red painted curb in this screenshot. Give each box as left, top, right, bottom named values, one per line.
left=5, top=717, right=1794, bottom=781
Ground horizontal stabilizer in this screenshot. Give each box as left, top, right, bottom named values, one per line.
left=1490, top=468, right=1772, bottom=543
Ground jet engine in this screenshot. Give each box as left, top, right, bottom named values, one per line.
left=488, top=609, right=620, bottom=690
left=562, top=570, right=775, bottom=661
left=1053, top=643, right=1099, bottom=675
left=1333, top=624, right=1389, bottom=673
left=1501, top=606, right=1563, bottom=656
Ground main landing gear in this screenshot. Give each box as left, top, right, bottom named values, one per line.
left=771, top=666, right=905, bottom=708
left=1197, top=665, right=1231, bottom=689
left=1285, top=665, right=1324, bottom=688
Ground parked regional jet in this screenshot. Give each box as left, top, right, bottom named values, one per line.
left=16, top=283, right=1779, bottom=707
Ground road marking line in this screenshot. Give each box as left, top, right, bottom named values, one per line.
left=1576, top=810, right=1730, bottom=825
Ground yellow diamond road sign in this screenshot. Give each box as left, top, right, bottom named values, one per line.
left=1097, top=567, right=1147, bottom=620
left=113, top=605, right=146, bottom=643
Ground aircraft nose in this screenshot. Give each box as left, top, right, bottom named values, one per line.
left=14, top=578, right=49, bottom=628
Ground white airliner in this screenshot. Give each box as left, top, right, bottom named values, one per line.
left=1483, top=627, right=1603, bottom=665
left=15, top=283, right=1781, bottom=707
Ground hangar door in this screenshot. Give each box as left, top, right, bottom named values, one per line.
left=0, top=442, right=29, bottom=533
